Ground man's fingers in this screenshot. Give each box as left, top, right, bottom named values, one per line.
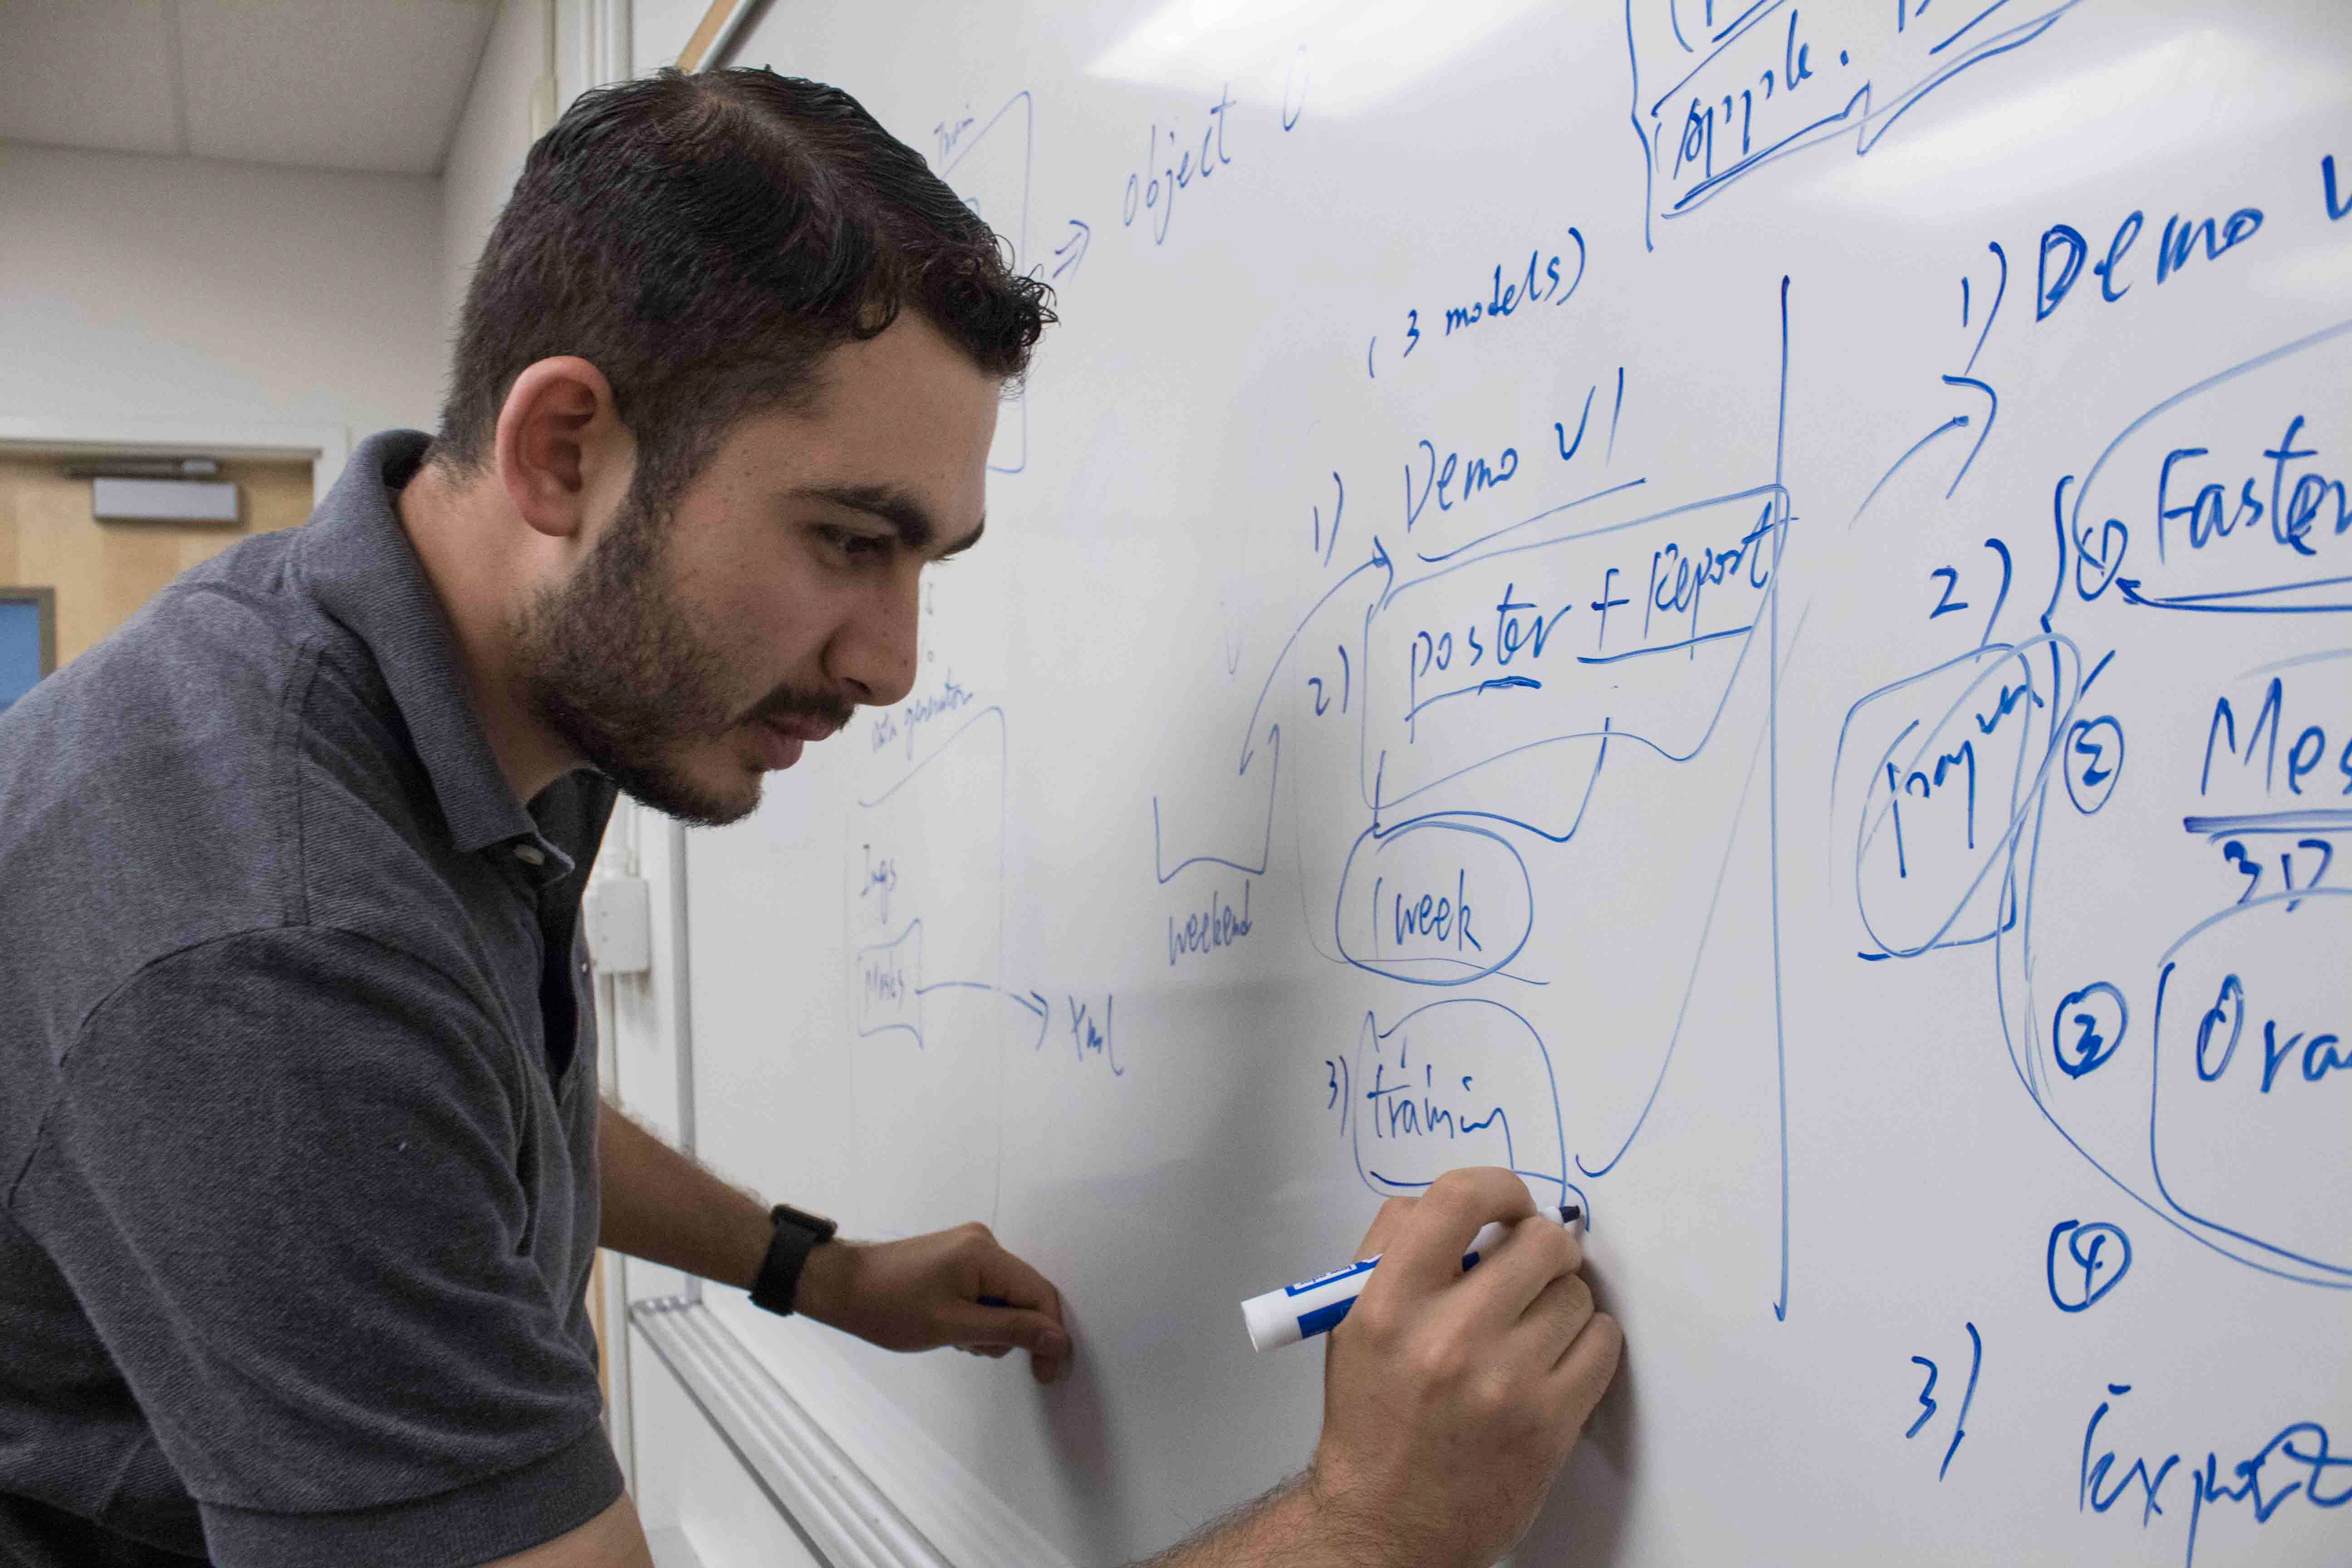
left=1369, top=1167, right=1538, bottom=1296
left=1511, top=1266, right=1596, bottom=1367
left=970, top=1237, right=1067, bottom=1330
left=941, top=1299, right=1073, bottom=1383
left=938, top=1226, right=1072, bottom=1382
left=1351, top=1195, right=1418, bottom=1260
left=1453, top=1213, right=1581, bottom=1330
left=1547, top=1309, right=1624, bottom=1432
left=946, top=1302, right=1069, bottom=1352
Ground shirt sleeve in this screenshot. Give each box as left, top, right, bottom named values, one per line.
left=13, top=926, right=620, bottom=1568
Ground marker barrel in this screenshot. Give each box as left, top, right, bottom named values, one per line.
left=1240, top=1206, right=1578, bottom=1352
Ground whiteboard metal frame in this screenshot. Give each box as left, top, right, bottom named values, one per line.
left=629, top=1296, right=945, bottom=1568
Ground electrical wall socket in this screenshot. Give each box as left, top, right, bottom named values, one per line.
left=583, top=873, right=653, bottom=975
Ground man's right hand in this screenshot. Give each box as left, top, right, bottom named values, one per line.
left=1304, top=1167, right=1623, bottom=1568
left=527, top=1168, right=1622, bottom=1568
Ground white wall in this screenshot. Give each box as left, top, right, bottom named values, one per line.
left=0, top=141, right=445, bottom=478
left=442, top=0, right=719, bottom=339
left=441, top=0, right=554, bottom=337
left=634, top=0, right=712, bottom=73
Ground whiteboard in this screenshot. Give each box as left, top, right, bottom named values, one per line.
left=676, top=2, right=2352, bottom=1563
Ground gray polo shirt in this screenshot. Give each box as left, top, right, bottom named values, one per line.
left=0, top=431, right=621, bottom=1566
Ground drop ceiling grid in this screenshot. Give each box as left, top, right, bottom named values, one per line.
left=0, top=0, right=499, bottom=176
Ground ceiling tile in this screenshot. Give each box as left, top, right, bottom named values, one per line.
left=0, top=0, right=181, bottom=157
left=177, top=0, right=497, bottom=175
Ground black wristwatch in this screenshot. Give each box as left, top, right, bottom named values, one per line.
left=750, top=1202, right=839, bottom=1317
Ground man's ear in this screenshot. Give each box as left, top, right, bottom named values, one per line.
left=492, top=357, right=627, bottom=541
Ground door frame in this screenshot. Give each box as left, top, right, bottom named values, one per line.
left=0, top=585, right=58, bottom=685
left=0, top=417, right=349, bottom=506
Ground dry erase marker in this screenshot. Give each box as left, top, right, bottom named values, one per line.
left=1240, top=1205, right=1582, bottom=1352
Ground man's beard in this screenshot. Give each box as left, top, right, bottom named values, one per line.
left=509, top=491, right=852, bottom=827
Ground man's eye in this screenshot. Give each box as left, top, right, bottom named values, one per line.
left=819, top=525, right=889, bottom=559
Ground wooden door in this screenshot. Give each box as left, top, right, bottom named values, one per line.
left=0, top=454, right=314, bottom=671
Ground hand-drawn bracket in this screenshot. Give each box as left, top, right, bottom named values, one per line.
left=1348, top=998, right=1577, bottom=1211
left=1980, top=322, right=2352, bottom=1291
left=1153, top=276, right=1803, bottom=1319
left=843, top=705, right=1012, bottom=1233
left=1626, top=0, right=2080, bottom=247
left=935, top=90, right=1035, bottom=475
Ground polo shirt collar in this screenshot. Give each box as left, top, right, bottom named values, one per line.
left=297, top=430, right=544, bottom=858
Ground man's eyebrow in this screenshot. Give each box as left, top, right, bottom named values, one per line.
left=796, top=484, right=985, bottom=559
left=938, top=515, right=985, bottom=558
left=795, top=484, right=940, bottom=550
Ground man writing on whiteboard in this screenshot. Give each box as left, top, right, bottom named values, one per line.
left=0, top=69, right=1620, bottom=1568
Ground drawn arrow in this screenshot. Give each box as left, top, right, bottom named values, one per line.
left=1232, top=541, right=1394, bottom=777
left=1004, top=987, right=1052, bottom=1051
left=1051, top=219, right=1090, bottom=280
left=1152, top=539, right=1396, bottom=885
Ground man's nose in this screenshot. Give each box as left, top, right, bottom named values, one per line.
left=829, top=569, right=920, bottom=709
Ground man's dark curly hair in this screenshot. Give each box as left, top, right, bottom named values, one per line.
left=432, top=67, right=1053, bottom=507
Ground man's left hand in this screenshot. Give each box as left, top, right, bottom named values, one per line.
left=793, top=1222, right=1072, bottom=1384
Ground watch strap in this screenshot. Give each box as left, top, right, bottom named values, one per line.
left=750, top=1203, right=838, bottom=1316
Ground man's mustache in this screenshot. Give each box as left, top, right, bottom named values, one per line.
left=738, top=685, right=855, bottom=735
